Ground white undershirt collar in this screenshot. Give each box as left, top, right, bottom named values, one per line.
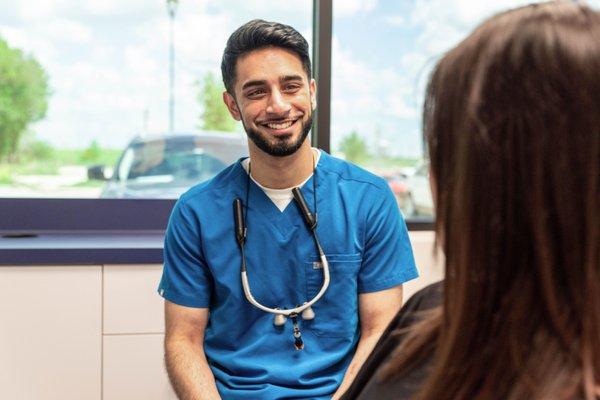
left=241, top=148, right=321, bottom=212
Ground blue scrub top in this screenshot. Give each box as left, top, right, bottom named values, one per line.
left=158, top=151, right=418, bottom=399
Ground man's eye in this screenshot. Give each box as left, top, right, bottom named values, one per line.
left=284, top=85, right=300, bottom=92
left=247, top=90, right=265, bottom=98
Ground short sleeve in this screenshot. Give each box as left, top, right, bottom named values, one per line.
left=157, top=199, right=213, bottom=308
left=358, top=184, right=419, bottom=293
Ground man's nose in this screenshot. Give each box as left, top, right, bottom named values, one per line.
left=266, top=90, right=292, bottom=114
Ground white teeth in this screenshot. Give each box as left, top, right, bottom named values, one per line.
left=265, top=120, right=294, bottom=130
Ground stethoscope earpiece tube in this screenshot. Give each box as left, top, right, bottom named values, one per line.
left=233, top=198, right=248, bottom=273
left=292, top=188, right=317, bottom=230
left=233, top=198, right=246, bottom=246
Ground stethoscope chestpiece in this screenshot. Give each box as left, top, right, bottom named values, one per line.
left=300, top=305, right=315, bottom=320
left=290, top=313, right=304, bottom=350
left=273, top=313, right=287, bottom=327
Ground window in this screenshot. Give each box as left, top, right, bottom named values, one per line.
left=5, top=0, right=593, bottom=236
left=330, top=0, right=600, bottom=219
left=0, top=0, right=312, bottom=199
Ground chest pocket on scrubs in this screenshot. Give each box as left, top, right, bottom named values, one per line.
left=304, top=253, right=362, bottom=338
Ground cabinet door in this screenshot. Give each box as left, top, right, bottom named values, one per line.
left=103, top=334, right=177, bottom=400
left=0, top=266, right=102, bottom=400
left=405, top=231, right=445, bottom=300
left=103, top=265, right=165, bottom=334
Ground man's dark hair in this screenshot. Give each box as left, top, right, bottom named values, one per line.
left=221, top=19, right=312, bottom=95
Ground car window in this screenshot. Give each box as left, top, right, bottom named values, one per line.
left=415, top=164, right=429, bottom=177
left=117, top=139, right=235, bottom=183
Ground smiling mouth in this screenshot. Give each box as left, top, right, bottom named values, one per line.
left=259, top=117, right=300, bottom=131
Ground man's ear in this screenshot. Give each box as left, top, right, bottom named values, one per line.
left=309, top=78, right=317, bottom=110
left=223, top=91, right=242, bottom=121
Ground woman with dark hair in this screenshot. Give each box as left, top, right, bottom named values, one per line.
left=342, top=1, right=600, bottom=399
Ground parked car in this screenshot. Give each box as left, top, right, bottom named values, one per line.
left=89, top=131, right=248, bottom=198
left=404, top=161, right=434, bottom=216
left=381, top=172, right=412, bottom=215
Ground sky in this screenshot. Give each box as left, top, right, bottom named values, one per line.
left=0, top=0, right=598, bottom=158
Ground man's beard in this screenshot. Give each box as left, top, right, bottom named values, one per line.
left=243, top=114, right=313, bottom=157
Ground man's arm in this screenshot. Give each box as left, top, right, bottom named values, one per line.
left=331, top=285, right=404, bottom=400
left=164, top=300, right=221, bottom=400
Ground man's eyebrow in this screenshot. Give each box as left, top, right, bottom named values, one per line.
left=280, top=75, right=304, bottom=83
left=241, top=75, right=304, bottom=91
left=241, top=80, right=267, bottom=91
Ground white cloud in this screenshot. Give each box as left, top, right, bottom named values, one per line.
left=13, top=0, right=69, bottom=22
left=205, top=0, right=312, bottom=30
left=83, top=0, right=166, bottom=17
left=39, top=19, right=93, bottom=44
left=213, top=0, right=307, bottom=15
left=334, top=0, right=378, bottom=17
left=382, top=14, right=405, bottom=26
left=407, top=0, right=564, bottom=59
left=124, top=46, right=160, bottom=77
left=330, top=37, right=420, bottom=155
left=8, top=0, right=165, bottom=21
left=386, top=95, right=418, bottom=119
left=0, top=25, right=60, bottom=69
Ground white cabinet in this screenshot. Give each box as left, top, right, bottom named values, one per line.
left=102, top=265, right=176, bottom=400
left=0, top=266, right=102, bottom=400
left=405, top=231, right=444, bottom=300
left=103, top=334, right=177, bottom=400
left=103, top=265, right=165, bottom=334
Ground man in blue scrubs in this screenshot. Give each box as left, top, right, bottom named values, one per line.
left=158, top=20, right=418, bottom=400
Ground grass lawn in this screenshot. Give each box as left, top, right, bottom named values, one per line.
left=0, top=148, right=122, bottom=183
left=54, top=148, right=122, bottom=166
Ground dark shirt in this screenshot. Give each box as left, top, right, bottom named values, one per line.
left=341, top=281, right=443, bottom=400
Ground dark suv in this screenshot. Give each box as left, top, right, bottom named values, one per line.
left=92, top=132, right=248, bottom=198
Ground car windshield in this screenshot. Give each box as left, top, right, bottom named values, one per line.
left=116, top=137, right=243, bottom=186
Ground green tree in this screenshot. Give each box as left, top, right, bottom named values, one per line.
left=80, top=140, right=101, bottom=164
left=17, top=130, right=54, bottom=162
left=0, top=36, right=50, bottom=162
left=339, top=130, right=370, bottom=163
left=28, top=140, right=55, bottom=161
left=197, top=72, right=236, bottom=132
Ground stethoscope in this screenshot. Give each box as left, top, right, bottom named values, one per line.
left=233, top=157, right=330, bottom=350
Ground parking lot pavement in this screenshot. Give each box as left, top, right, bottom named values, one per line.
left=0, top=166, right=102, bottom=198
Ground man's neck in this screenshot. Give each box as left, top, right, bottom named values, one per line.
left=247, top=140, right=315, bottom=189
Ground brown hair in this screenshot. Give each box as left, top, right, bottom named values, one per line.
left=382, top=2, right=600, bottom=399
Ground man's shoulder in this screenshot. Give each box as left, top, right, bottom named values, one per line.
left=320, top=152, right=389, bottom=192
left=178, top=161, right=243, bottom=207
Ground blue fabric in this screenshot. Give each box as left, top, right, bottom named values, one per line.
left=158, top=151, right=418, bottom=399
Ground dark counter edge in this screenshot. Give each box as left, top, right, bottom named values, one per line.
left=0, top=231, right=165, bottom=266
left=0, top=247, right=164, bottom=265
left=0, top=196, right=432, bottom=265
left=0, top=198, right=172, bottom=265
left=0, top=220, right=432, bottom=266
